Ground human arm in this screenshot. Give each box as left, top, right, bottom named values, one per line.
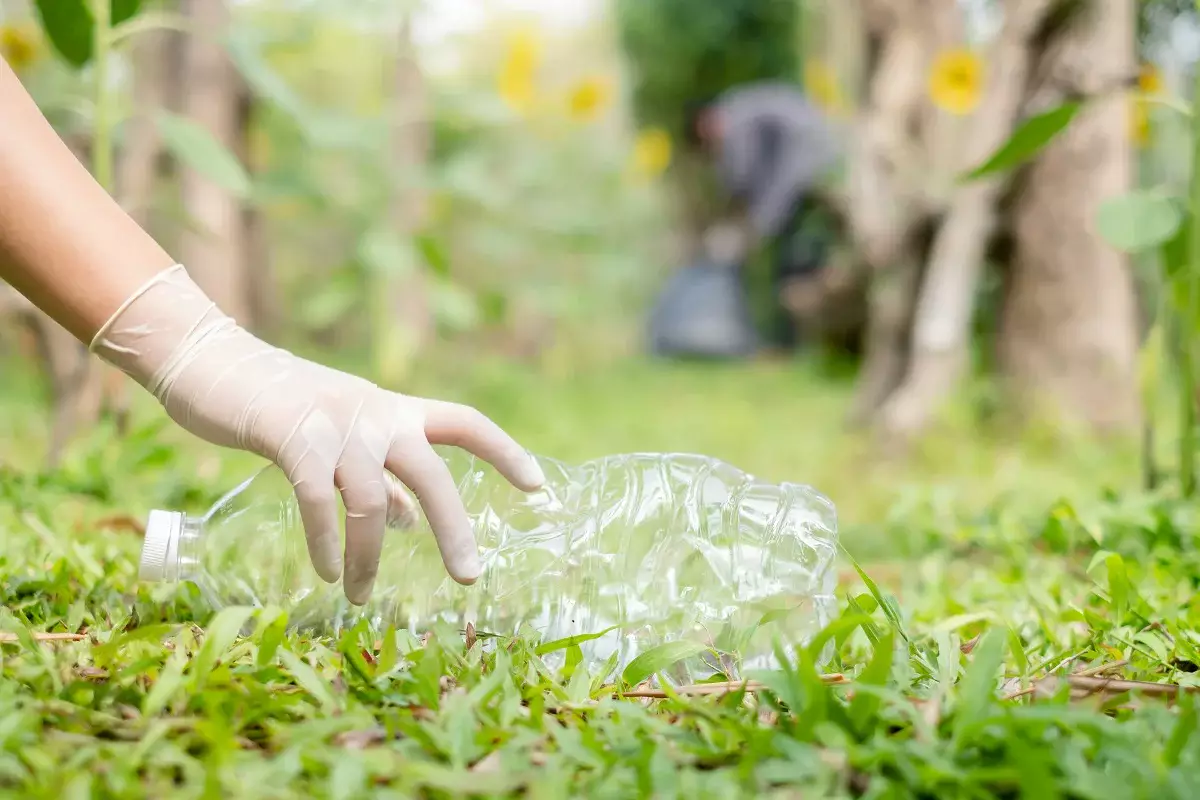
left=0, top=57, right=175, bottom=340
left=0, top=57, right=545, bottom=603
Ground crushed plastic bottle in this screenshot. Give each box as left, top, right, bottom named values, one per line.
left=139, top=450, right=838, bottom=682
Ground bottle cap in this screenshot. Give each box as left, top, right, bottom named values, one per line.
left=140, top=510, right=183, bottom=582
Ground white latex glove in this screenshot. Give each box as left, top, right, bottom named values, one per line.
left=91, top=264, right=545, bottom=604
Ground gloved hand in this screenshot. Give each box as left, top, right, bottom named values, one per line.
left=702, top=222, right=751, bottom=266
left=91, top=265, right=545, bottom=604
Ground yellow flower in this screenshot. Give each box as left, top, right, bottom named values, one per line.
left=631, top=128, right=672, bottom=178
left=1130, top=63, right=1163, bottom=149
left=566, top=75, right=612, bottom=122
left=928, top=48, right=983, bottom=115
left=1138, top=62, right=1163, bottom=96
left=804, top=59, right=844, bottom=115
left=0, top=23, right=40, bottom=73
left=497, top=27, right=542, bottom=114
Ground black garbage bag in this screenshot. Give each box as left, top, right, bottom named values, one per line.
left=647, top=260, right=760, bottom=359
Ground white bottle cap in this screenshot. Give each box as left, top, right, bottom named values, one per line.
left=140, top=510, right=184, bottom=582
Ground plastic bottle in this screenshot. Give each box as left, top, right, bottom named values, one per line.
left=139, top=450, right=838, bottom=681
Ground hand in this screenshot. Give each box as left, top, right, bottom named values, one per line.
left=702, top=222, right=750, bottom=266
left=91, top=265, right=545, bottom=604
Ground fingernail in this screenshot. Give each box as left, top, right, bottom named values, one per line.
left=517, top=452, right=546, bottom=490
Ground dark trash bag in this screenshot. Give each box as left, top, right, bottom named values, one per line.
left=647, top=260, right=760, bottom=359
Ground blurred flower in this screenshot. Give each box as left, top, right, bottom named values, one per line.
left=631, top=128, right=672, bottom=178
left=1130, top=62, right=1163, bottom=149
left=0, top=23, right=41, bottom=73
left=1138, top=62, right=1163, bottom=96
left=804, top=59, right=844, bottom=115
left=498, top=27, right=542, bottom=115
left=928, top=48, right=983, bottom=115
left=566, top=75, right=612, bottom=122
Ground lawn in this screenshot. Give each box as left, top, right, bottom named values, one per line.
left=2, top=355, right=1199, bottom=798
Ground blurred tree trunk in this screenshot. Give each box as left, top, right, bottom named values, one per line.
left=875, top=0, right=1058, bottom=437
left=996, top=0, right=1140, bottom=432
left=373, top=11, right=433, bottom=384
left=840, top=0, right=962, bottom=423
left=179, top=0, right=251, bottom=324
left=235, top=82, right=278, bottom=336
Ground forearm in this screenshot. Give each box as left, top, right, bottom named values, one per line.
left=0, top=58, right=174, bottom=343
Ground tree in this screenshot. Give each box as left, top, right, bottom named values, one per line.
left=178, top=0, right=251, bottom=324
left=996, top=0, right=1141, bottom=432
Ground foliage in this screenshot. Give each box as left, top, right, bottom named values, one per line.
left=31, top=0, right=141, bottom=68
left=2, top=370, right=1200, bottom=796
left=614, top=0, right=801, bottom=141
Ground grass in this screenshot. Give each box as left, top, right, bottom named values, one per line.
left=2, top=353, right=1199, bottom=798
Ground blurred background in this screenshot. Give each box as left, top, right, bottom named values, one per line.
left=0, top=0, right=1196, bottom=557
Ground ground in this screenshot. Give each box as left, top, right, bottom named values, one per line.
left=1, top=355, right=1198, bottom=798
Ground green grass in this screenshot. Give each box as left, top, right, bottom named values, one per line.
left=2, top=355, right=1199, bottom=798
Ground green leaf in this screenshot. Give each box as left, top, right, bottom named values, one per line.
left=960, top=102, right=1082, bottom=182
left=279, top=648, right=338, bottom=711
left=953, top=627, right=1006, bottom=741
left=358, top=227, right=419, bottom=278
left=849, top=630, right=894, bottom=734
left=190, top=606, right=255, bottom=686
left=621, top=640, right=709, bottom=687
left=33, top=0, right=142, bottom=68
left=255, top=611, right=288, bottom=667
left=1106, top=552, right=1130, bottom=625
left=1096, top=191, right=1185, bottom=254
left=534, top=625, right=621, bottom=656
left=155, top=111, right=253, bottom=199
left=142, top=655, right=185, bottom=717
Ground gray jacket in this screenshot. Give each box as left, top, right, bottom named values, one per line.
left=710, top=82, right=840, bottom=240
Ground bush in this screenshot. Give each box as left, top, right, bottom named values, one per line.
left=614, top=0, right=801, bottom=141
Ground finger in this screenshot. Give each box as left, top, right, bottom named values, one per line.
left=386, top=436, right=480, bottom=585
left=384, top=472, right=420, bottom=529
left=335, top=452, right=388, bottom=606
left=288, top=462, right=342, bottom=584
left=422, top=400, right=545, bottom=491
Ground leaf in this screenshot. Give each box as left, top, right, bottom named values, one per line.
left=960, top=102, right=1082, bottom=182
left=142, top=655, right=185, bottom=717
left=953, top=627, right=1006, bottom=741
left=1096, top=191, right=1184, bottom=254
left=849, top=631, right=894, bottom=734
left=279, top=648, right=338, bottom=711
left=155, top=111, right=252, bottom=198
left=33, top=0, right=142, bottom=68
left=190, top=606, right=255, bottom=686
left=534, top=625, right=620, bottom=656
left=621, top=641, right=709, bottom=687
left=358, top=227, right=420, bottom=279
left=255, top=611, right=288, bottom=667
left=1106, top=552, right=1130, bottom=625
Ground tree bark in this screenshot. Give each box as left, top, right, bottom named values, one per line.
left=179, top=0, right=250, bottom=324
left=839, top=0, right=962, bottom=421
left=234, top=81, right=278, bottom=337
left=996, top=0, right=1140, bottom=432
left=876, top=0, right=1059, bottom=437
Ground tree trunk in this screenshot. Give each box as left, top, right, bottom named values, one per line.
left=179, top=0, right=250, bottom=324
left=996, top=0, right=1140, bottom=432
left=840, top=0, right=962, bottom=421
left=234, top=81, right=278, bottom=337
left=373, top=11, right=433, bottom=385
left=877, top=0, right=1059, bottom=438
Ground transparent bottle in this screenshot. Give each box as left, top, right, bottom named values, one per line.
left=140, top=449, right=839, bottom=681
